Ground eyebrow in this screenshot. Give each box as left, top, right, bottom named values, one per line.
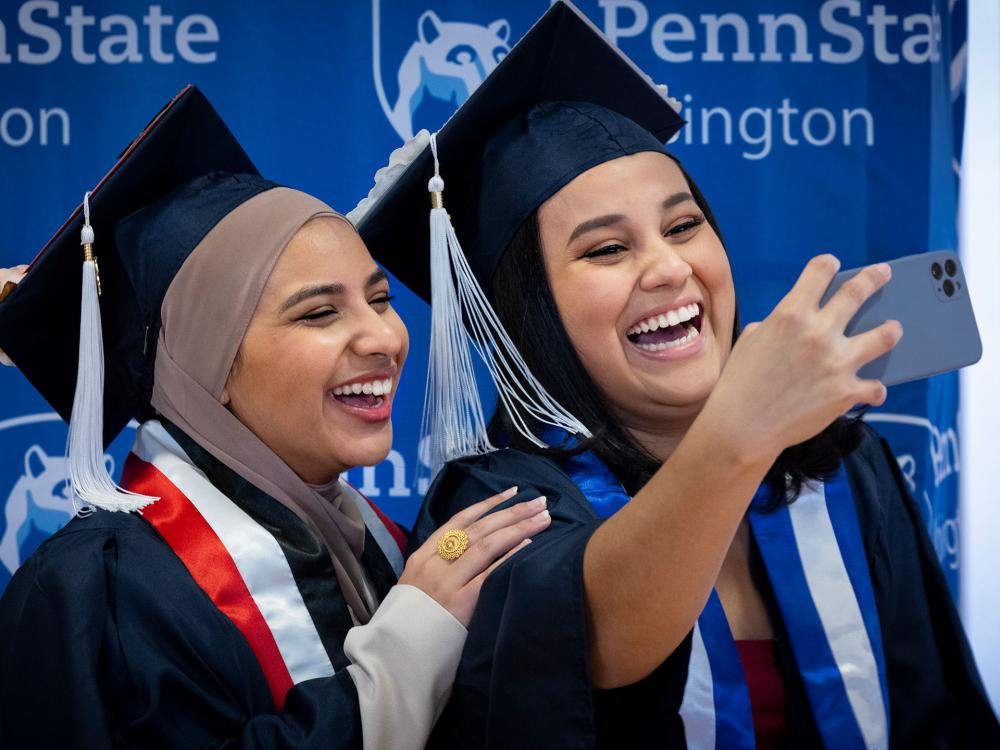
left=279, top=269, right=388, bottom=313
left=566, top=192, right=698, bottom=244
left=663, top=191, right=696, bottom=211
left=568, top=213, right=626, bottom=243
left=367, top=268, right=388, bottom=288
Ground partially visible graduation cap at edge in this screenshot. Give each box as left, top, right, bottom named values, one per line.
left=351, top=0, right=685, bottom=471
left=0, top=85, right=272, bottom=511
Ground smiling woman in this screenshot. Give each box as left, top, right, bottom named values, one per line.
left=224, top=219, right=407, bottom=482
left=536, top=153, right=736, bottom=450
left=0, top=87, right=550, bottom=749
left=410, top=100, right=998, bottom=750
left=357, top=4, right=999, bottom=747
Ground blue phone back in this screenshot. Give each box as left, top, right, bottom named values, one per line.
left=820, top=250, right=982, bottom=386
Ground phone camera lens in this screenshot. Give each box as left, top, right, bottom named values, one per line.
left=943, top=279, right=955, bottom=297
left=944, top=259, right=957, bottom=277
left=931, top=262, right=943, bottom=280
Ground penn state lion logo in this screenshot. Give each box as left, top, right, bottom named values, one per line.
left=0, top=445, right=98, bottom=575
left=373, top=1, right=511, bottom=140
left=0, top=412, right=133, bottom=585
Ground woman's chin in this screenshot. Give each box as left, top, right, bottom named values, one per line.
left=636, top=372, right=720, bottom=417
left=330, top=435, right=394, bottom=476
left=626, top=346, right=720, bottom=389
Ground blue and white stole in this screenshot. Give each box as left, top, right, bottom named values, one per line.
left=559, top=448, right=890, bottom=749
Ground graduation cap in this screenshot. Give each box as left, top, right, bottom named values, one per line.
left=351, top=0, right=684, bottom=470
left=0, top=85, right=272, bottom=511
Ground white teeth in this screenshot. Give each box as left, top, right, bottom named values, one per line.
left=333, top=377, right=394, bottom=398
left=627, top=304, right=702, bottom=336
left=635, top=323, right=700, bottom=352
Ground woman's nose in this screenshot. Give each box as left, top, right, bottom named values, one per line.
left=353, top=308, right=405, bottom=359
left=638, top=242, right=692, bottom=291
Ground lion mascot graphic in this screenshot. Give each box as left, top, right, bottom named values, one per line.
left=386, top=10, right=510, bottom=140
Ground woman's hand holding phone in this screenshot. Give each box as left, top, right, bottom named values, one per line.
left=706, top=254, right=903, bottom=467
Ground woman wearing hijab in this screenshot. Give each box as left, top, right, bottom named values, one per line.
left=0, top=87, right=550, bottom=749
left=357, top=4, right=999, bottom=748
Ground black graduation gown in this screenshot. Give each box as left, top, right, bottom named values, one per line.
left=0, top=426, right=400, bottom=749
left=411, top=425, right=1000, bottom=749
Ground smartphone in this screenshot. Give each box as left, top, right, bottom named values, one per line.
left=820, top=250, right=982, bottom=386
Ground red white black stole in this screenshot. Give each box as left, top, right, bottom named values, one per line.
left=120, top=420, right=406, bottom=709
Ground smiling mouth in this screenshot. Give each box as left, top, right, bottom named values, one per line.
left=331, top=377, right=393, bottom=410
left=626, top=303, right=703, bottom=352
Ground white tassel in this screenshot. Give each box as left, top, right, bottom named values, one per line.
left=421, top=135, right=591, bottom=474
left=66, top=192, right=157, bottom=514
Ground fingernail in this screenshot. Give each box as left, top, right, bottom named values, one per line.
left=875, top=263, right=891, bottom=279
left=533, top=509, right=551, bottom=524
left=528, top=496, right=547, bottom=510
left=504, top=486, right=519, bottom=497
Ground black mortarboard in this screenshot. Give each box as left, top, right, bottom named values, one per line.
left=351, top=0, right=684, bottom=469
left=0, top=86, right=268, bottom=449
left=354, top=0, right=685, bottom=300
left=461, top=101, right=670, bottom=287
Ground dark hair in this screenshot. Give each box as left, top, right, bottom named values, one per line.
left=488, top=164, right=862, bottom=506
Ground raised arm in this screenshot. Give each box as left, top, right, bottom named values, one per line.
left=584, top=256, right=903, bottom=687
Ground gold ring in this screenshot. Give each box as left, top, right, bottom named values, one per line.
left=436, top=529, right=469, bottom=561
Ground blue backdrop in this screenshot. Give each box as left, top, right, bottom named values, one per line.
left=0, top=0, right=965, bottom=593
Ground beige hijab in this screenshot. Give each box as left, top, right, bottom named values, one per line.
left=150, top=186, right=376, bottom=623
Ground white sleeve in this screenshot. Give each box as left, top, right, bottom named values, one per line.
left=344, top=584, right=466, bottom=750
